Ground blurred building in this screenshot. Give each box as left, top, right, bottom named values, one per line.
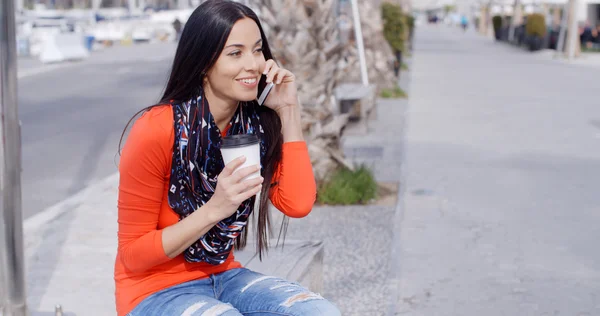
left=415, top=0, right=600, bottom=27
left=25, top=0, right=196, bottom=10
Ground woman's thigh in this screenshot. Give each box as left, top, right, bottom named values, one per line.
left=218, top=268, right=341, bottom=316
left=128, top=279, right=242, bottom=316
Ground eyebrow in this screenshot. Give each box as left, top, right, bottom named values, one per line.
left=225, top=38, right=263, bottom=49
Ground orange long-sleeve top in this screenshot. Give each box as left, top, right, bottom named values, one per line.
left=114, top=105, right=316, bottom=316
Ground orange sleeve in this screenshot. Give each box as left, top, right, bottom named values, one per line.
left=269, top=141, right=316, bottom=218
left=117, top=107, right=172, bottom=273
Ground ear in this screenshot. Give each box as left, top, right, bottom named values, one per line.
left=202, top=70, right=209, bottom=86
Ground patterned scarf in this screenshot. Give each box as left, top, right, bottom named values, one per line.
left=168, top=91, right=266, bottom=265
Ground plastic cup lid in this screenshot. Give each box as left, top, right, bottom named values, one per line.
left=221, top=134, right=260, bottom=148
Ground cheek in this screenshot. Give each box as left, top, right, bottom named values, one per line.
left=258, top=58, right=267, bottom=73
left=227, top=63, right=243, bottom=78
left=217, top=63, right=240, bottom=80
left=210, top=66, right=237, bottom=87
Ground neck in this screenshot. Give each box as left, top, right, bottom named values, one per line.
left=204, top=85, right=238, bottom=131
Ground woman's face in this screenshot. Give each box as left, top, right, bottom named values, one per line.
left=205, top=17, right=266, bottom=103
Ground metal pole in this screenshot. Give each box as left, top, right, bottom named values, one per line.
left=555, top=3, right=569, bottom=56
left=0, top=0, right=27, bottom=313
left=349, top=0, right=369, bottom=86
left=508, top=0, right=521, bottom=42
left=565, top=0, right=579, bottom=59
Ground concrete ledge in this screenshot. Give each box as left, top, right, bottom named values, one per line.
left=235, top=239, right=324, bottom=294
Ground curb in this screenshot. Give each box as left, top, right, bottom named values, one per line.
left=23, top=172, right=120, bottom=236
left=385, top=58, right=413, bottom=316
left=17, top=59, right=82, bottom=79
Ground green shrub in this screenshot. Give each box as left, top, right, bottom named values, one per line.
left=526, top=13, right=546, bottom=37
left=317, top=165, right=378, bottom=205
left=492, top=15, right=503, bottom=33
left=380, top=86, right=407, bottom=98
left=382, top=2, right=406, bottom=53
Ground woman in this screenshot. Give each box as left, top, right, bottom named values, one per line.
left=114, top=1, right=341, bottom=315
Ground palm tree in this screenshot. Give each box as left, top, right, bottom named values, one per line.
left=252, top=0, right=396, bottom=181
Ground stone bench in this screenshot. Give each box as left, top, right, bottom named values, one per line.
left=334, top=83, right=376, bottom=122
left=235, top=239, right=324, bottom=293
left=26, top=240, right=324, bottom=316
left=334, top=83, right=377, bottom=135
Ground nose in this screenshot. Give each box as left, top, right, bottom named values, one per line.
left=244, top=53, right=260, bottom=73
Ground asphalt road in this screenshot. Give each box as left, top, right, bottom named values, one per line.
left=17, top=42, right=177, bottom=219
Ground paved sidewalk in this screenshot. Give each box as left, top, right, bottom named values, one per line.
left=25, top=174, right=119, bottom=315
left=23, top=78, right=410, bottom=315
left=396, top=25, right=600, bottom=315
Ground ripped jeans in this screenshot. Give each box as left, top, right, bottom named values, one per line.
left=127, top=268, right=341, bottom=316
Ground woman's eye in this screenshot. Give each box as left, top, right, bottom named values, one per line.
left=254, top=48, right=263, bottom=53
left=229, top=51, right=241, bottom=56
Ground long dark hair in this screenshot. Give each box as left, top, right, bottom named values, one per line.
left=119, top=0, right=286, bottom=260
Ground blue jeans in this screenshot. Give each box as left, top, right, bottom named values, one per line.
left=127, top=268, right=341, bottom=316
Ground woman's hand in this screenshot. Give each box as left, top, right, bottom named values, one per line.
left=261, top=59, right=298, bottom=113
left=206, top=156, right=263, bottom=222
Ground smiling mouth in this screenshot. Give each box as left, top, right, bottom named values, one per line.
left=237, top=78, right=257, bottom=85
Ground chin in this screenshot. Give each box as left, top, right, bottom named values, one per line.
left=237, top=91, right=258, bottom=102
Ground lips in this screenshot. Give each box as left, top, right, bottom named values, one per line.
left=236, top=77, right=258, bottom=88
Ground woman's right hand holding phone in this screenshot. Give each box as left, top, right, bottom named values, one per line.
left=205, top=156, right=263, bottom=222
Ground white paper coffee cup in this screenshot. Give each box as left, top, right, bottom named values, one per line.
left=221, top=134, right=262, bottom=210
left=221, top=134, right=261, bottom=180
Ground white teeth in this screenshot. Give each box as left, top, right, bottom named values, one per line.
left=240, top=78, right=256, bottom=84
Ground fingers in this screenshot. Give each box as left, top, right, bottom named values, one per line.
left=235, top=182, right=263, bottom=203
left=264, top=60, right=294, bottom=85
left=263, top=59, right=276, bottom=77
left=265, top=63, right=279, bottom=84
left=230, top=164, right=261, bottom=183
left=215, top=156, right=263, bottom=211
left=221, top=156, right=246, bottom=177
left=273, top=69, right=292, bottom=84
left=231, top=176, right=264, bottom=196
left=223, top=176, right=262, bottom=206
